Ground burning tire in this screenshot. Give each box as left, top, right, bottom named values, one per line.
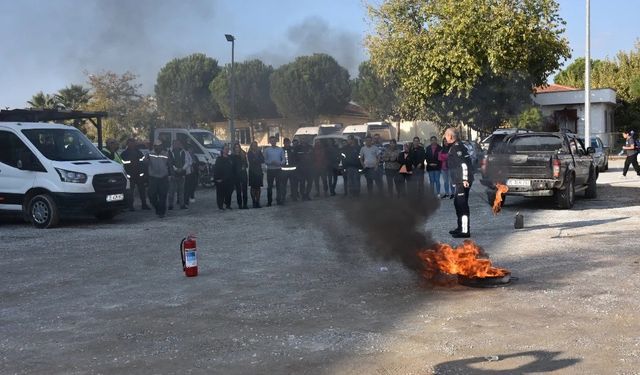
left=554, top=174, right=575, bottom=209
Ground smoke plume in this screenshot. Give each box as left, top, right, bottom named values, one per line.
left=249, top=16, right=365, bottom=77
left=342, top=193, right=440, bottom=270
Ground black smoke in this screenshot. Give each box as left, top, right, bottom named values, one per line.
left=249, top=16, right=365, bottom=77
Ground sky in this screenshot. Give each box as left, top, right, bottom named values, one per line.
left=0, top=0, right=637, bottom=109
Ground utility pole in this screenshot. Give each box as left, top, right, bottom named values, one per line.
left=584, top=0, right=591, bottom=145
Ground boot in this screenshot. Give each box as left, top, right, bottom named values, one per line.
left=452, top=215, right=470, bottom=238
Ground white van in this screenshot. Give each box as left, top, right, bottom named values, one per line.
left=0, top=122, right=128, bottom=228
left=341, top=124, right=368, bottom=141
left=292, top=126, right=319, bottom=144
left=153, top=128, right=221, bottom=187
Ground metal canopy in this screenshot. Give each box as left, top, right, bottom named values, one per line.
left=0, top=109, right=108, bottom=149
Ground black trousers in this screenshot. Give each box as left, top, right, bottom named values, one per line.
left=328, top=168, right=339, bottom=195
left=314, top=168, right=328, bottom=195
left=453, top=182, right=472, bottom=233
left=266, top=169, right=282, bottom=204
left=127, top=177, right=148, bottom=209
left=384, top=169, right=398, bottom=197
left=623, top=154, right=640, bottom=176
left=281, top=169, right=297, bottom=201
left=216, top=180, right=233, bottom=209
left=185, top=172, right=197, bottom=202
left=234, top=171, right=248, bottom=208
left=298, top=170, right=314, bottom=199
left=148, top=176, right=169, bottom=215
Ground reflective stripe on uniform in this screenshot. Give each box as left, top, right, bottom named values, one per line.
left=461, top=215, right=469, bottom=234
left=461, top=162, right=468, bottom=181
left=281, top=167, right=297, bottom=171
left=149, top=154, right=169, bottom=159
left=122, top=160, right=131, bottom=164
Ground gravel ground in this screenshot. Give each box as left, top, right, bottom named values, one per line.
left=1, top=159, right=639, bottom=374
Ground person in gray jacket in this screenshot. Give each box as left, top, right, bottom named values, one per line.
left=147, top=140, right=172, bottom=218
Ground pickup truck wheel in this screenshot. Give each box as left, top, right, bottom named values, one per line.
left=28, top=194, right=60, bottom=228
left=555, top=175, right=575, bottom=209
left=603, top=161, right=609, bottom=171
left=95, top=210, right=118, bottom=221
left=585, top=168, right=597, bottom=199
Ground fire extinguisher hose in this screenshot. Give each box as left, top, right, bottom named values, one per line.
left=180, top=238, right=186, bottom=271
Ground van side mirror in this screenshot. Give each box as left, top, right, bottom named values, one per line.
left=18, top=152, right=33, bottom=170
left=586, top=147, right=596, bottom=154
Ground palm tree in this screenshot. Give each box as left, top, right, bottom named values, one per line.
left=27, top=91, right=60, bottom=109
left=55, top=84, right=92, bottom=110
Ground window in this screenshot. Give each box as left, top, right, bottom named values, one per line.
left=22, top=128, right=104, bottom=161
left=0, top=130, right=44, bottom=171
left=499, top=135, right=565, bottom=153
left=235, top=128, right=251, bottom=145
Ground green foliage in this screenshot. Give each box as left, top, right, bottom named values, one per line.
left=155, top=53, right=221, bottom=126
left=85, top=71, right=155, bottom=140
left=27, top=91, right=61, bottom=110
left=514, top=107, right=544, bottom=130
left=270, top=54, right=351, bottom=123
left=210, top=59, right=278, bottom=121
left=55, top=84, right=92, bottom=110
left=366, top=0, right=571, bottom=131
left=554, top=57, right=608, bottom=89
left=352, top=61, right=397, bottom=120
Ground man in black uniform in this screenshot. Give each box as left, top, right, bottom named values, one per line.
left=444, top=128, right=473, bottom=238
left=120, top=138, right=150, bottom=211
left=280, top=138, right=298, bottom=202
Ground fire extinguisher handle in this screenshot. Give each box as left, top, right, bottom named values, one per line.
left=180, top=238, right=186, bottom=270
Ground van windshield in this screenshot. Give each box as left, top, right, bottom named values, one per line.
left=22, top=128, right=105, bottom=161
left=292, top=134, right=315, bottom=145
left=190, top=131, right=224, bottom=149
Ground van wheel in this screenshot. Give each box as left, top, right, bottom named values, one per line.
left=95, top=210, right=118, bottom=221
left=585, top=168, right=597, bottom=199
left=555, top=174, right=575, bottom=209
left=28, top=194, right=60, bottom=228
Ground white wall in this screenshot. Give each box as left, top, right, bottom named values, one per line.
left=397, top=120, right=441, bottom=143
left=539, top=103, right=616, bottom=146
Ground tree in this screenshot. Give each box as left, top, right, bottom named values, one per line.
left=352, top=61, right=397, bottom=119
left=27, top=91, right=60, bottom=110
left=270, top=54, right=351, bottom=123
left=55, top=84, right=92, bottom=110
left=556, top=42, right=640, bottom=130
left=210, top=59, right=278, bottom=121
left=155, top=53, right=221, bottom=127
left=366, top=0, right=571, bottom=131
left=85, top=71, right=154, bottom=140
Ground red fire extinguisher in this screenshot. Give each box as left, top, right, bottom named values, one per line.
left=180, top=234, right=198, bottom=277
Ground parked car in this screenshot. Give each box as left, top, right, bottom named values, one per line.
left=0, top=122, right=128, bottom=228
left=462, top=140, right=482, bottom=169
left=481, top=132, right=598, bottom=209
left=580, top=136, right=610, bottom=171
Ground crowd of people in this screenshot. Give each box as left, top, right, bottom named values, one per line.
left=101, top=127, right=475, bottom=238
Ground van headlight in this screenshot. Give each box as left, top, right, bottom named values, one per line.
left=55, top=168, right=88, bottom=183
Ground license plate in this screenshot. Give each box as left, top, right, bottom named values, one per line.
left=506, top=179, right=530, bottom=187
left=106, top=194, right=124, bottom=202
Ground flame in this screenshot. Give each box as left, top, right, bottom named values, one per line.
left=418, top=240, right=509, bottom=280
left=492, top=183, right=509, bottom=215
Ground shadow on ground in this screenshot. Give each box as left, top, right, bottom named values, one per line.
left=433, top=350, right=580, bottom=374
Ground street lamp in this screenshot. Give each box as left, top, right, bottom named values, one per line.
left=584, top=0, right=591, bottom=145
left=225, top=33, right=236, bottom=144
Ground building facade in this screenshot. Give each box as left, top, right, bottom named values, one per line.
left=533, top=84, right=617, bottom=146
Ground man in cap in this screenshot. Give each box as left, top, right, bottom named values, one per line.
left=102, top=138, right=123, bottom=164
